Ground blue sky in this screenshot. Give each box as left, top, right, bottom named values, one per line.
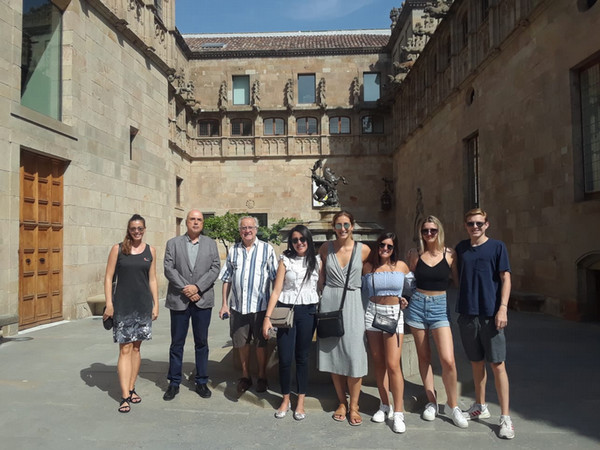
left=175, top=0, right=403, bottom=34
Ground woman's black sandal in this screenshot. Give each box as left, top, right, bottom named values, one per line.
left=118, top=397, right=131, bottom=413
left=129, top=388, right=141, bottom=404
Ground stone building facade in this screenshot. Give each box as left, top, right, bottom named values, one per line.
left=1, top=0, right=598, bottom=335
left=389, top=0, right=600, bottom=320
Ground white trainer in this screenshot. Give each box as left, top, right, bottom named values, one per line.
left=422, top=402, right=438, bottom=421
left=462, top=402, right=491, bottom=420
left=448, top=405, right=469, bottom=428
left=499, top=415, right=515, bottom=439
left=371, top=404, right=392, bottom=423
left=392, top=412, right=406, bottom=433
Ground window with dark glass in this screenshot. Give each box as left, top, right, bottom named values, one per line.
left=329, top=117, right=350, bottom=134
left=198, top=119, right=220, bottom=136
left=233, top=75, right=250, bottom=105
left=264, top=118, right=285, bottom=135
left=580, top=60, right=600, bottom=193
left=297, top=117, right=318, bottom=135
left=298, top=74, right=316, bottom=104
left=361, top=116, right=384, bottom=134
left=363, top=73, right=381, bottom=102
left=231, top=118, right=252, bottom=136
left=21, top=0, right=63, bottom=119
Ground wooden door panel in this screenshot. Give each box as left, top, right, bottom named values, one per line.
left=19, top=151, right=65, bottom=328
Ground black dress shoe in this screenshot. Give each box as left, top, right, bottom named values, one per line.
left=196, top=383, right=212, bottom=398
left=163, top=385, right=179, bottom=401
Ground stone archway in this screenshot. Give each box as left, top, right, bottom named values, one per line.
left=576, top=252, right=600, bottom=321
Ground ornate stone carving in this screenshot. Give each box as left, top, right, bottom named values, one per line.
left=317, top=78, right=327, bottom=109
left=423, top=0, right=453, bottom=19
left=351, top=76, right=361, bottom=107
left=390, top=7, right=400, bottom=28
left=285, top=78, right=294, bottom=110
left=251, top=80, right=261, bottom=112
left=218, top=81, right=228, bottom=111
left=414, top=17, right=437, bottom=37
left=401, top=35, right=427, bottom=55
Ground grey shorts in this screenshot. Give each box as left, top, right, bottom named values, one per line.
left=457, top=314, right=506, bottom=363
left=230, top=309, right=268, bottom=348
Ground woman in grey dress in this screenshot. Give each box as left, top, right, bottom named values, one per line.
left=103, top=214, right=159, bottom=413
left=317, top=211, right=371, bottom=426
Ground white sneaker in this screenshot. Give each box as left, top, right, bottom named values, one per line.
left=392, top=412, right=406, bottom=433
left=462, top=402, right=491, bottom=420
left=499, top=415, right=515, bottom=439
left=422, top=402, right=438, bottom=421
left=371, top=404, right=392, bottom=423
left=448, top=405, right=468, bottom=428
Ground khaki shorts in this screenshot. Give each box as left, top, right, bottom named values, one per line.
left=230, top=309, right=268, bottom=348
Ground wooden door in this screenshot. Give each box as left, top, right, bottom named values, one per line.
left=19, top=151, right=65, bottom=328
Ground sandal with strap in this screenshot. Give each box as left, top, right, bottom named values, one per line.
left=118, top=397, right=131, bottom=413
left=129, top=388, right=141, bottom=404
left=349, top=408, right=362, bottom=426
left=332, top=403, right=348, bottom=422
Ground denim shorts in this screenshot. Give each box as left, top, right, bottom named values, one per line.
left=365, top=301, right=404, bottom=334
left=405, top=291, right=450, bottom=330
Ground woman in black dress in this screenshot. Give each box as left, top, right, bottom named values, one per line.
left=103, top=214, right=159, bottom=413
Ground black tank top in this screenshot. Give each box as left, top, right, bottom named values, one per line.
left=414, top=252, right=450, bottom=291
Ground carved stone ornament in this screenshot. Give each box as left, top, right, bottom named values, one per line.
left=285, top=78, right=294, bottom=110
left=218, top=81, right=228, bottom=111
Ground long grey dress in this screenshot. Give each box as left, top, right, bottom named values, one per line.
left=317, top=241, right=367, bottom=377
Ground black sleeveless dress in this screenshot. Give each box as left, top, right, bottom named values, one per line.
left=112, top=244, right=153, bottom=344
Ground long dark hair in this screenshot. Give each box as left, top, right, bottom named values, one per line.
left=369, top=231, right=400, bottom=269
left=284, top=224, right=317, bottom=283
left=122, top=213, right=145, bottom=255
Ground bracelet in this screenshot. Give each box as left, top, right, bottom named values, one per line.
left=499, top=304, right=508, bottom=309
left=265, top=316, right=271, bottom=319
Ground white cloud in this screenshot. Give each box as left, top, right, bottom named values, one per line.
left=283, top=0, right=377, bottom=21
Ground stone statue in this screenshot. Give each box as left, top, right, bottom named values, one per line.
left=285, top=78, right=294, bottom=110
left=317, top=77, right=327, bottom=109
left=351, top=76, right=361, bottom=106
left=311, top=159, right=348, bottom=207
left=251, top=80, right=261, bottom=111
left=218, top=81, right=228, bottom=111
left=424, top=0, right=452, bottom=19
left=390, top=7, right=400, bottom=28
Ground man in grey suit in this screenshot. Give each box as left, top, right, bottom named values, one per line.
left=163, top=210, right=220, bottom=401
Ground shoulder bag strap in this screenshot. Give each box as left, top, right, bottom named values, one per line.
left=338, top=242, right=357, bottom=312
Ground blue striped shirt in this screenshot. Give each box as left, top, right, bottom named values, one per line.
left=220, top=239, right=277, bottom=314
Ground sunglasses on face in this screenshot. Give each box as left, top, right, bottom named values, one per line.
left=466, top=221, right=486, bottom=228
left=129, top=227, right=145, bottom=232
left=335, top=223, right=351, bottom=230
left=292, top=237, right=307, bottom=244
left=378, top=243, right=394, bottom=250
left=421, top=228, right=438, bottom=236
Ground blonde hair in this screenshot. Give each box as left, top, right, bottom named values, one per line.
left=417, top=215, right=445, bottom=254
left=464, top=208, right=488, bottom=222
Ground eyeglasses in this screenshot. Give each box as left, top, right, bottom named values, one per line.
left=335, top=223, right=351, bottom=230
left=240, top=226, right=257, bottom=231
left=466, top=221, right=485, bottom=228
left=292, top=237, right=307, bottom=244
left=421, top=228, right=438, bottom=236
left=129, top=227, right=145, bottom=232
left=378, top=243, right=394, bottom=250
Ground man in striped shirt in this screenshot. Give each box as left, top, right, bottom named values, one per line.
left=219, top=216, right=277, bottom=394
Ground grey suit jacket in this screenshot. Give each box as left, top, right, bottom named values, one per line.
left=164, top=234, right=220, bottom=311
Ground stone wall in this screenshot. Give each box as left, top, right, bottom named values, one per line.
left=392, top=0, right=600, bottom=319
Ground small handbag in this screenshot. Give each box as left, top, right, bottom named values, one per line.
left=369, top=272, right=401, bottom=334
left=316, top=243, right=356, bottom=339
left=102, top=306, right=114, bottom=331
left=270, top=305, right=294, bottom=328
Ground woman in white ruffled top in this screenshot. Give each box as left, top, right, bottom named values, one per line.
left=263, top=225, right=320, bottom=421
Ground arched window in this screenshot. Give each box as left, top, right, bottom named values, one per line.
left=361, top=116, right=384, bottom=134
left=297, top=117, right=318, bottom=135
left=231, top=118, right=252, bottom=136
left=264, top=118, right=285, bottom=135
left=329, top=116, right=350, bottom=134
left=198, top=119, right=220, bottom=137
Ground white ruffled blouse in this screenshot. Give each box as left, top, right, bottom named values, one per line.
left=278, top=254, right=321, bottom=305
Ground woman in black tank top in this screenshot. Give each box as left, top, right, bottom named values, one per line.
left=406, top=215, right=468, bottom=429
